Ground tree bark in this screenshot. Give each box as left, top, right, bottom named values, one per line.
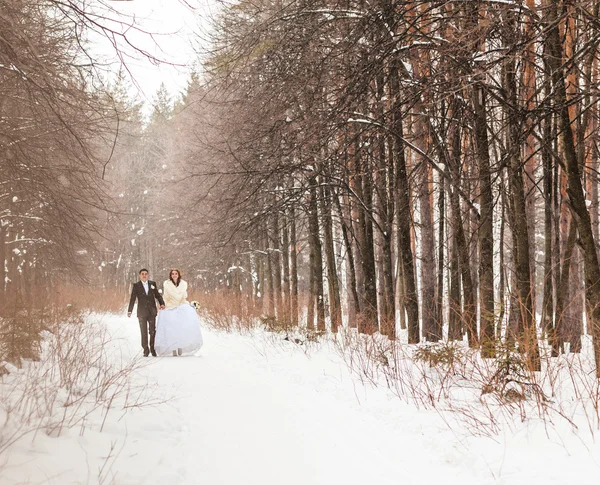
left=390, top=60, right=420, bottom=343
left=448, top=109, right=477, bottom=347
left=281, top=210, right=291, bottom=328
left=336, top=193, right=360, bottom=324
left=271, top=211, right=283, bottom=319
left=473, top=80, right=495, bottom=357
left=266, top=227, right=275, bottom=318
left=357, top=157, right=378, bottom=334
left=320, top=182, right=342, bottom=333
left=308, top=176, right=326, bottom=332
left=289, top=206, right=299, bottom=327
left=433, top=175, right=444, bottom=342
left=503, top=39, right=540, bottom=371
left=553, top=217, right=576, bottom=356
left=541, top=111, right=555, bottom=337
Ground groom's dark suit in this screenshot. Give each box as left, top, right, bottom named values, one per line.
left=128, top=280, right=165, bottom=355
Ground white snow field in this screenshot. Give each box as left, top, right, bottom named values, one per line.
left=1, top=313, right=600, bottom=485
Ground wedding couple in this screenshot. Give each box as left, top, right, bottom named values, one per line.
left=127, top=268, right=204, bottom=357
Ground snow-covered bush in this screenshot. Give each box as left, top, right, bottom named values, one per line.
left=333, top=330, right=600, bottom=438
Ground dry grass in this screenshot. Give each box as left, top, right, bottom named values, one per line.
left=54, top=285, right=128, bottom=314
left=191, top=290, right=260, bottom=333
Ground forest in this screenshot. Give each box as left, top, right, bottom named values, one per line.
left=2, top=0, right=600, bottom=379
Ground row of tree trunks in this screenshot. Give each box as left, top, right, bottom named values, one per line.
left=199, top=0, right=600, bottom=381
left=545, top=0, right=600, bottom=377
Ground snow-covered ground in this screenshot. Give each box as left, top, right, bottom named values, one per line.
left=1, top=314, right=600, bottom=485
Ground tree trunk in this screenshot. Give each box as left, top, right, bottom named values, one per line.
left=448, top=111, right=477, bottom=347
left=309, top=176, right=325, bottom=332
left=541, top=111, right=555, bottom=337
left=336, top=193, right=360, bottom=324
left=418, top=157, right=437, bottom=342
left=0, top=223, right=5, bottom=297
left=390, top=60, right=419, bottom=343
left=271, top=212, right=282, bottom=319
left=567, top=249, right=583, bottom=353
left=320, top=182, right=342, bottom=333
left=433, top=175, right=444, bottom=342
left=266, top=227, right=275, bottom=318
left=504, top=44, right=541, bottom=371
left=380, top=182, right=396, bottom=338
left=473, top=81, right=495, bottom=357
left=307, top=218, right=316, bottom=330
left=498, top=185, right=507, bottom=339
left=281, top=210, right=291, bottom=328
left=357, top=157, right=378, bottom=334
left=553, top=217, right=576, bottom=356
left=446, top=118, right=462, bottom=342
left=289, top=206, right=299, bottom=327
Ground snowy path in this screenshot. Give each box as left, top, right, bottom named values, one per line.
left=3, top=314, right=600, bottom=485
left=118, top=318, right=446, bottom=485
left=107, top=315, right=600, bottom=485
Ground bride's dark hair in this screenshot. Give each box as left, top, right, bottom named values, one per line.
left=169, top=269, right=182, bottom=287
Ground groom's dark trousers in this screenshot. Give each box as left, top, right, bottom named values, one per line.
left=128, top=280, right=165, bottom=354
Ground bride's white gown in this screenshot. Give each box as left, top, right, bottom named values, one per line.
left=155, top=279, right=203, bottom=356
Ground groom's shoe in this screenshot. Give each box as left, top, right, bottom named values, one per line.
left=151, top=349, right=157, bottom=357
left=143, top=349, right=150, bottom=357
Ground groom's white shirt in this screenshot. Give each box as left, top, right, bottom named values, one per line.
left=142, top=280, right=149, bottom=294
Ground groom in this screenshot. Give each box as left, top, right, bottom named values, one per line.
left=127, top=268, right=165, bottom=357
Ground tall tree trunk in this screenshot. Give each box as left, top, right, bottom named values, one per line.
left=281, top=210, right=291, bottom=328
left=320, top=182, right=342, bottom=333
left=523, top=0, right=539, bottom=325
left=446, top=119, right=462, bottom=342
left=448, top=111, right=477, bottom=347
left=590, top=52, right=600, bottom=253
left=554, top=218, right=576, bottom=356
left=307, top=217, right=316, bottom=330
left=498, top=184, right=507, bottom=339
left=567, top=249, right=584, bottom=353
left=541, top=110, right=555, bottom=337
left=0, top=223, right=5, bottom=297
left=336, top=193, right=360, bottom=323
left=503, top=39, right=540, bottom=371
left=390, top=60, right=419, bottom=343
left=266, top=228, right=275, bottom=318
left=308, top=176, right=325, bottom=332
left=357, top=157, right=378, bottom=334
left=473, top=80, right=495, bottom=357
left=289, top=206, right=299, bottom=328
left=392, top=119, right=419, bottom=342
left=433, top=175, right=444, bottom=342
left=380, top=174, right=396, bottom=338
left=412, top=108, right=437, bottom=342
left=271, top=212, right=282, bottom=319
left=376, top=71, right=396, bottom=337
left=396, top=251, right=407, bottom=331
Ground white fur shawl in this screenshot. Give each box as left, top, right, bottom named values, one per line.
left=163, top=279, right=188, bottom=308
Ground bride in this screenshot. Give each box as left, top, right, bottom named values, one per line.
left=155, top=269, right=203, bottom=356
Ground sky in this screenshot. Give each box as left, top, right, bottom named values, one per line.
left=88, top=0, right=221, bottom=111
